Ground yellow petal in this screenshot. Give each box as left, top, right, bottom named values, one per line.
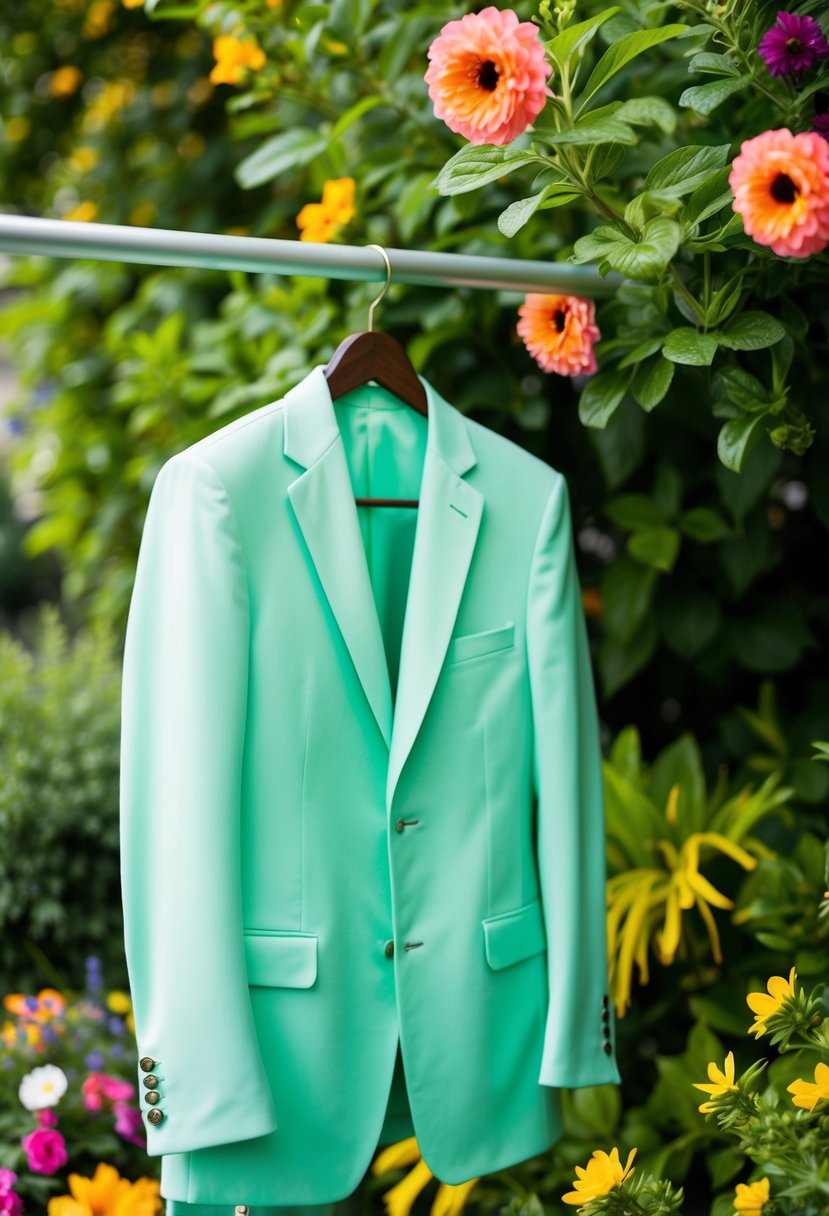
left=372, top=1136, right=422, bottom=1175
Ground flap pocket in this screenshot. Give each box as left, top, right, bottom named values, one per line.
left=447, top=621, right=515, bottom=665
left=482, top=897, right=546, bottom=970
left=243, top=930, right=318, bottom=988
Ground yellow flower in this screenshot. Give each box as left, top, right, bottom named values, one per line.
left=5, top=116, right=31, bottom=142
left=607, top=827, right=757, bottom=1016
left=50, top=66, right=84, bottom=97
left=692, top=1049, right=738, bottom=1114
left=371, top=1137, right=479, bottom=1216
left=562, top=1146, right=637, bottom=1206
left=733, top=1176, right=770, bottom=1215
left=209, top=34, right=266, bottom=86
left=746, top=967, right=797, bottom=1038
left=83, top=0, right=115, bottom=39
left=786, top=1061, right=829, bottom=1112
left=122, top=0, right=146, bottom=7
left=47, top=1162, right=161, bottom=1216
left=82, top=80, right=136, bottom=131
left=63, top=201, right=100, bottom=222
left=70, top=146, right=100, bottom=173
left=296, top=177, right=356, bottom=242
left=106, top=991, right=132, bottom=1016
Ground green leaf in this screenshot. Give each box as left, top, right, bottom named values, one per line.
left=687, top=51, right=742, bottom=76
left=717, top=413, right=770, bottom=472
left=716, top=312, right=786, bottom=351
left=663, top=328, right=718, bottom=365
left=236, top=129, right=329, bottom=189
left=627, top=526, right=681, bottom=572
left=577, top=368, right=631, bottom=428
left=497, top=184, right=581, bottom=236
left=546, top=6, right=621, bottom=66
left=615, top=96, right=676, bottom=134
left=679, top=507, right=732, bottom=541
left=679, top=76, right=750, bottom=115
left=605, top=493, right=666, bottom=530
left=577, top=24, right=688, bottom=112
left=535, top=107, right=638, bottom=146
left=431, top=144, right=544, bottom=196
left=705, top=275, right=743, bottom=328
left=631, top=355, right=674, bottom=410
left=618, top=336, right=665, bottom=367
left=572, top=218, right=680, bottom=282
left=600, top=556, right=658, bottom=642
left=329, top=95, right=385, bottom=141
left=682, top=166, right=734, bottom=229
left=645, top=144, right=731, bottom=197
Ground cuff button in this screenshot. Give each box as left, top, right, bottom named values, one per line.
left=146, top=1107, right=165, bottom=1125
left=142, top=1074, right=159, bottom=1089
left=235, top=1207, right=250, bottom=1215
left=145, top=1091, right=160, bottom=1105
left=603, top=1041, right=613, bottom=1054
left=139, top=1056, right=156, bottom=1072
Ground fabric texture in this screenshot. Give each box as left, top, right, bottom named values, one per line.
left=119, top=365, right=622, bottom=1209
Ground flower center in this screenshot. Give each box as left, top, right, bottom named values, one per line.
left=552, top=308, right=567, bottom=333
left=770, top=172, right=799, bottom=204
left=477, top=60, right=499, bottom=90
left=784, top=37, right=802, bottom=52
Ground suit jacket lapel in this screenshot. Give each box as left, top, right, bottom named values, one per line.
left=283, top=364, right=482, bottom=807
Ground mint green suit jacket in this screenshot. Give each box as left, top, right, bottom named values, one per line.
left=119, top=364, right=622, bottom=1211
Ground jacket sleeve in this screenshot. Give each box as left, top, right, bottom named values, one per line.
left=526, top=473, right=622, bottom=1090
left=119, top=450, right=278, bottom=1156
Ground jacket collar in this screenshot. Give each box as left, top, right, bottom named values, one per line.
left=283, top=363, right=483, bottom=810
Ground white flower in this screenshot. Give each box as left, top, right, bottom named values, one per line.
left=18, top=1064, right=68, bottom=1111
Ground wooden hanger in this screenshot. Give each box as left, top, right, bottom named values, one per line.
left=324, top=244, right=427, bottom=509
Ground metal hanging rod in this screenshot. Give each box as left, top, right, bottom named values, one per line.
left=0, top=214, right=620, bottom=298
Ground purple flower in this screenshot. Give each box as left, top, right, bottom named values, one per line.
left=814, top=112, right=829, bottom=140
left=113, top=1101, right=146, bottom=1147
left=107, top=1016, right=125, bottom=1037
left=758, top=11, right=829, bottom=77
left=84, top=956, right=104, bottom=993
left=84, top=1050, right=106, bottom=1070
left=20, top=1127, right=67, bottom=1176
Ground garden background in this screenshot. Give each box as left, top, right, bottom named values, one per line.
left=1, top=0, right=828, bottom=1213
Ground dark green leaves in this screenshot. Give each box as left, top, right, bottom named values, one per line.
left=572, top=218, right=681, bottom=281
left=431, top=144, right=544, bottom=196
left=576, top=24, right=688, bottom=112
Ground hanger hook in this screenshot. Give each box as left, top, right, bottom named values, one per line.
left=364, top=244, right=391, bottom=333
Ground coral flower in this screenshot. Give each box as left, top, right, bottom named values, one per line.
left=733, top=1176, right=770, bottom=1216
left=746, top=965, right=798, bottom=1037
left=425, top=7, right=553, bottom=146
left=729, top=128, right=829, bottom=258
left=692, top=1049, right=739, bottom=1114
left=517, top=293, right=601, bottom=376
left=209, top=34, right=266, bottom=86
left=786, top=1060, right=829, bottom=1111
left=758, top=12, right=829, bottom=78
left=561, top=1146, right=637, bottom=1205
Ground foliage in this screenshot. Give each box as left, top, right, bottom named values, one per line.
left=0, top=604, right=126, bottom=996
left=0, top=957, right=160, bottom=1213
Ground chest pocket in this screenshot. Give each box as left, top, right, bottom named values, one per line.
left=446, top=621, right=515, bottom=665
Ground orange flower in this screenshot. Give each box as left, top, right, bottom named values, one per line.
left=296, top=177, right=356, bottom=242
left=50, top=66, right=84, bottom=97
left=209, top=34, right=266, bottom=86
left=516, top=293, right=601, bottom=376
left=424, top=6, right=553, bottom=146
left=729, top=127, right=829, bottom=258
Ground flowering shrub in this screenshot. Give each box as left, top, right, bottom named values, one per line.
left=0, top=958, right=159, bottom=1214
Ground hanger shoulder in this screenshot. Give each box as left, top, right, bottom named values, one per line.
left=324, top=331, right=427, bottom=416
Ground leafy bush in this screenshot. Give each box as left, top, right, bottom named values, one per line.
left=0, top=605, right=126, bottom=996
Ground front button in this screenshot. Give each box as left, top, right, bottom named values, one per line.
left=603, top=1042, right=613, bottom=1055
left=395, top=817, right=405, bottom=833
left=384, top=940, right=394, bottom=958
left=235, top=1208, right=250, bottom=1215
left=143, top=1074, right=159, bottom=1089
left=147, top=1107, right=164, bottom=1124
left=139, top=1056, right=155, bottom=1072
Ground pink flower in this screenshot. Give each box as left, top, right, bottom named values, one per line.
left=36, top=1108, right=58, bottom=1127
left=729, top=127, right=829, bottom=257
left=82, top=1071, right=135, bottom=1112
left=425, top=6, right=554, bottom=145
left=516, top=293, right=601, bottom=375
left=20, top=1126, right=67, bottom=1175
left=113, top=1100, right=146, bottom=1147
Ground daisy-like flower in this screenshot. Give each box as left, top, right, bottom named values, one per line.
left=19, top=1064, right=68, bottom=1111
left=692, top=1050, right=739, bottom=1114
left=786, top=1060, right=829, bottom=1111
left=209, top=34, right=266, bottom=86
left=296, top=178, right=356, bottom=243
left=516, top=293, right=601, bottom=376
left=758, top=12, right=829, bottom=78
left=746, top=965, right=798, bottom=1037
left=370, top=1135, right=479, bottom=1216
left=733, top=1176, right=770, bottom=1216
left=561, top=1146, right=637, bottom=1206
left=46, top=1161, right=160, bottom=1216
left=424, top=7, right=554, bottom=146
left=729, top=128, right=829, bottom=258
